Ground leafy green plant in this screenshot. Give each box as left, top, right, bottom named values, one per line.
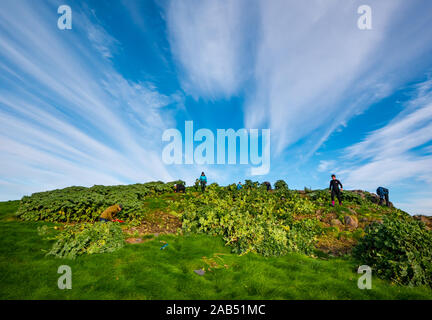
left=353, top=215, right=432, bottom=287
left=177, top=186, right=320, bottom=257
left=46, top=222, right=125, bottom=259
left=274, top=180, right=288, bottom=190
left=16, top=182, right=178, bottom=222
left=287, top=219, right=323, bottom=255
left=244, top=180, right=259, bottom=189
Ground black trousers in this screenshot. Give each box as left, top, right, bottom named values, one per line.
left=379, top=194, right=390, bottom=206
left=331, top=190, right=342, bottom=203
left=200, top=182, right=206, bottom=192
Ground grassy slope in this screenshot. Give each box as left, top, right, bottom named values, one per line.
left=0, top=200, right=431, bottom=300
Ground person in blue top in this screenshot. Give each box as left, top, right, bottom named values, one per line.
left=199, top=172, right=207, bottom=192
left=237, top=182, right=243, bottom=190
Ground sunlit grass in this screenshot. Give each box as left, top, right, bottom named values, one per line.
left=0, top=201, right=431, bottom=300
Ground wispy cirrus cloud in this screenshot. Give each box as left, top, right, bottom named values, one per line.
left=339, top=80, right=432, bottom=214
left=317, top=160, right=337, bottom=173
left=166, top=0, right=432, bottom=156
left=0, top=0, right=180, bottom=200
left=244, top=0, right=432, bottom=155
left=86, top=22, right=121, bottom=60
left=2, top=0, right=432, bottom=218
left=166, top=0, right=253, bottom=100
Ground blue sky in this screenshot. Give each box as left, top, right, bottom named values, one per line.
left=1, top=0, right=432, bottom=215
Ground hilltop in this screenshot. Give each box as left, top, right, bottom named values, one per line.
left=12, top=181, right=429, bottom=257
left=1, top=180, right=431, bottom=299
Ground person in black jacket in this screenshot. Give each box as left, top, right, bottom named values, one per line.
left=329, top=174, right=343, bottom=206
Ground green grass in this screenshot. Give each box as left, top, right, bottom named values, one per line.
left=0, top=201, right=431, bottom=300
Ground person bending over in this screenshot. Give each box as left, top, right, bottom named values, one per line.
left=100, top=204, right=123, bottom=222
left=174, top=183, right=186, bottom=193
left=376, top=187, right=390, bottom=207
left=329, top=175, right=343, bottom=206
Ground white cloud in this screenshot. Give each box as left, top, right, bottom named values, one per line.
left=342, top=156, right=432, bottom=189
left=86, top=23, right=120, bottom=59
left=398, top=194, right=432, bottom=216
left=165, top=0, right=432, bottom=157
left=245, top=0, right=406, bottom=154
left=317, top=160, right=336, bottom=173
left=166, top=0, right=252, bottom=99
left=340, top=80, right=432, bottom=214
left=0, top=1, right=181, bottom=199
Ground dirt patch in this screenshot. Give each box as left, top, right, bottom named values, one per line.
left=294, top=214, right=318, bottom=221
left=124, top=211, right=182, bottom=237
left=125, top=237, right=146, bottom=244
left=319, top=212, right=338, bottom=225
left=316, top=236, right=357, bottom=256
left=413, top=215, right=432, bottom=230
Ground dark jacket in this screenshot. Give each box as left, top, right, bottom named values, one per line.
left=175, top=184, right=186, bottom=193
left=376, top=187, right=389, bottom=197
left=329, top=179, right=343, bottom=192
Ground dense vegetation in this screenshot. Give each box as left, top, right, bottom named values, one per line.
left=354, top=215, right=432, bottom=287
left=1, top=200, right=432, bottom=299
left=41, top=222, right=125, bottom=259
left=9, top=180, right=432, bottom=290
left=176, top=185, right=322, bottom=256
left=16, top=181, right=184, bottom=222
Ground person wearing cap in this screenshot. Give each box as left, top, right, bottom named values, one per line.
left=100, top=204, right=123, bottom=222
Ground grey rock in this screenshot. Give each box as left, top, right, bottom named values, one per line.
left=344, top=215, right=358, bottom=229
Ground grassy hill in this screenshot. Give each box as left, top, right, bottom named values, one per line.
left=0, top=181, right=431, bottom=299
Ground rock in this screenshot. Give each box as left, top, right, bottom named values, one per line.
left=330, top=219, right=342, bottom=226
left=351, top=190, right=394, bottom=207
left=344, top=215, right=358, bottom=229
left=413, top=215, right=432, bottom=229
left=351, top=190, right=366, bottom=199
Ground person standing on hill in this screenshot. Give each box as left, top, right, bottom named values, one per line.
left=237, top=182, right=243, bottom=190
left=199, top=172, right=207, bottom=192
left=100, top=204, right=123, bottom=222
left=329, top=174, right=343, bottom=207
left=376, top=187, right=390, bottom=207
